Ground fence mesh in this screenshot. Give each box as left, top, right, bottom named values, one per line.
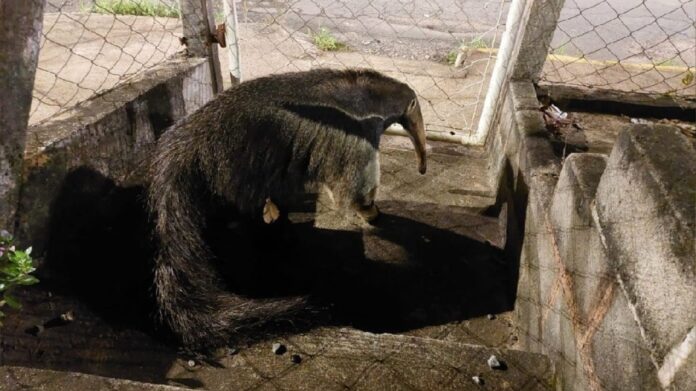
left=219, top=0, right=512, bottom=139
left=540, top=0, right=696, bottom=98
left=30, top=0, right=184, bottom=125
left=33, top=0, right=512, bottom=140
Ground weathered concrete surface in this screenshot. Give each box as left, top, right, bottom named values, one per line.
left=1, top=282, right=552, bottom=391
left=17, top=55, right=214, bottom=252
left=1, top=366, right=188, bottom=391
left=594, top=124, right=696, bottom=390
left=541, top=153, right=662, bottom=391
left=167, top=328, right=553, bottom=391
left=493, top=79, right=696, bottom=391
left=485, top=80, right=562, bottom=356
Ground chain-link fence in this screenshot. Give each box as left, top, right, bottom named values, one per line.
left=540, top=0, right=696, bottom=98
left=30, top=0, right=184, bottom=125
left=219, top=0, right=512, bottom=141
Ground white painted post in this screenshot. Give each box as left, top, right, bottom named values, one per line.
left=464, top=0, right=529, bottom=146
left=0, top=0, right=46, bottom=232
left=223, top=0, right=242, bottom=84
left=467, top=0, right=565, bottom=146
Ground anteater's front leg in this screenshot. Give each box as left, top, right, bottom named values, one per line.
left=351, top=151, right=381, bottom=223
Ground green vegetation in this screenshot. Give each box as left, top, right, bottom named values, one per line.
left=312, top=27, right=347, bottom=51
left=446, top=49, right=458, bottom=65
left=464, top=37, right=488, bottom=49
left=91, top=0, right=180, bottom=18
left=552, top=44, right=569, bottom=56
left=446, top=37, right=489, bottom=65
left=0, top=230, right=39, bottom=326
left=656, top=58, right=680, bottom=67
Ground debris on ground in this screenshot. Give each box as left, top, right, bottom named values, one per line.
left=291, top=354, right=302, bottom=364
left=187, top=360, right=196, bottom=368
left=487, top=354, right=505, bottom=370
left=472, top=375, right=484, bottom=385
left=272, top=343, right=286, bottom=355
left=541, top=103, right=588, bottom=156
left=487, top=314, right=496, bottom=320
left=26, top=310, right=76, bottom=335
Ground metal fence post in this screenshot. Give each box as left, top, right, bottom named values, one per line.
left=472, top=0, right=564, bottom=145
left=0, top=0, right=46, bottom=233
left=179, top=0, right=225, bottom=93
left=223, top=0, right=242, bottom=84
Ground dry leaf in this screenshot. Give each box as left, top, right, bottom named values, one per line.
left=263, top=198, right=280, bottom=224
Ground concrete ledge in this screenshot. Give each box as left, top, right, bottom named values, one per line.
left=544, top=153, right=660, bottom=391
left=16, top=55, right=214, bottom=253
left=594, top=124, right=696, bottom=389
left=0, top=366, right=188, bottom=391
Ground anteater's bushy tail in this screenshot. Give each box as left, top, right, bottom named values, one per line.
left=148, top=136, right=306, bottom=350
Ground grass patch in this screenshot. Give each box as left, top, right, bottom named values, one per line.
left=464, top=37, right=488, bottom=49
left=91, top=0, right=180, bottom=18
left=446, top=50, right=458, bottom=65
left=312, top=27, right=347, bottom=51
left=552, top=44, right=569, bottom=56
left=445, top=37, right=489, bottom=65
left=656, top=58, right=681, bottom=67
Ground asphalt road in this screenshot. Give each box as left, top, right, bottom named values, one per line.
left=46, top=0, right=694, bottom=65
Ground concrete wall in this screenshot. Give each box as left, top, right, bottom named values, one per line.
left=16, top=55, right=215, bottom=254
left=488, top=81, right=696, bottom=390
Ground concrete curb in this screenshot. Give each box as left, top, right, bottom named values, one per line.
left=594, top=124, right=696, bottom=389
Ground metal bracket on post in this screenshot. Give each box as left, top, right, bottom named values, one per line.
left=210, top=24, right=226, bottom=48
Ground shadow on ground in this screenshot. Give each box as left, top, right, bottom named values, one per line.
left=4, top=166, right=517, bottom=383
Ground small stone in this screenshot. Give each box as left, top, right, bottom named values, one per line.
left=187, top=359, right=196, bottom=367
left=487, top=314, right=495, bottom=320
left=291, top=354, right=302, bottom=364
left=472, top=375, right=484, bottom=385
left=272, top=342, right=286, bottom=355
left=487, top=354, right=503, bottom=369
left=228, top=347, right=239, bottom=356
left=60, top=311, right=75, bottom=323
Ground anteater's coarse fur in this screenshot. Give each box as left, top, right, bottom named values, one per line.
left=148, top=68, right=427, bottom=349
